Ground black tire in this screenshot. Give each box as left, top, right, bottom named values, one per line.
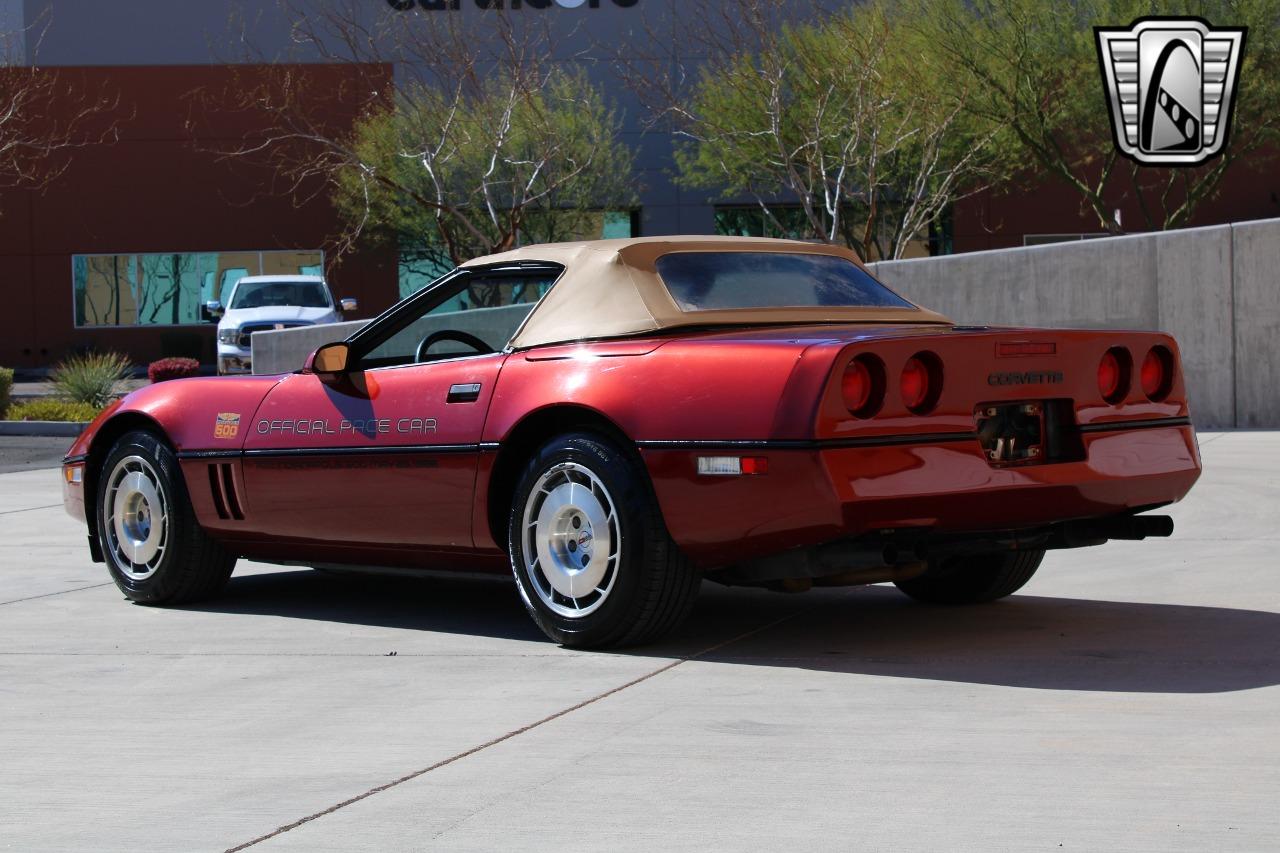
left=96, top=429, right=236, bottom=605
left=894, top=549, right=1044, bottom=605
left=508, top=432, right=700, bottom=649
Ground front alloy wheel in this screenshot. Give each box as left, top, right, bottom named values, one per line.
left=102, top=454, right=171, bottom=581
left=96, top=430, right=236, bottom=604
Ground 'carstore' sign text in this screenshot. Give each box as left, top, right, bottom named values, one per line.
left=388, top=0, right=639, bottom=10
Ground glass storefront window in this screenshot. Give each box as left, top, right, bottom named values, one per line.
left=714, top=206, right=815, bottom=241
left=398, top=251, right=454, bottom=301
left=137, top=253, right=212, bottom=326
left=397, top=210, right=638, bottom=300
left=72, top=250, right=323, bottom=327
left=714, top=205, right=946, bottom=260
left=74, top=254, right=139, bottom=327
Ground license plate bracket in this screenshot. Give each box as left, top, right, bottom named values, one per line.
left=976, top=401, right=1046, bottom=466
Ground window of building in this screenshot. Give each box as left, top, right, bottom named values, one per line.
left=72, top=250, right=324, bottom=328
left=396, top=210, right=639, bottom=300
left=1022, top=233, right=1111, bottom=247
left=714, top=206, right=814, bottom=241
left=714, top=204, right=952, bottom=260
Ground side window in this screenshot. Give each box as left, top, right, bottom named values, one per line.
left=360, top=273, right=557, bottom=369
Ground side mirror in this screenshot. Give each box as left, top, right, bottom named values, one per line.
left=305, top=341, right=351, bottom=375
left=339, top=297, right=358, bottom=314
left=201, top=301, right=224, bottom=322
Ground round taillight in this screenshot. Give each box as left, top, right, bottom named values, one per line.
left=1098, top=347, right=1129, bottom=404
left=842, top=355, right=884, bottom=417
left=1141, top=345, right=1174, bottom=401
left=900, top=352, right=941, bottom=414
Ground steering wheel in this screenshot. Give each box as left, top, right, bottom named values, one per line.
left=415, top=329, right=495, bottom=363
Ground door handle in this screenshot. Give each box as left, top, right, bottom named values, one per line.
left=447, top=383, right=482, bottom=403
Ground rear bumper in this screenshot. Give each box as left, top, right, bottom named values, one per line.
left=642, top=424, right=1201, bottom=568
left=827, top=425, right=1199, bottom=532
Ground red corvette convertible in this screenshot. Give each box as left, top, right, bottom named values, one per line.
left=62, top=237, right=1201, bottom=647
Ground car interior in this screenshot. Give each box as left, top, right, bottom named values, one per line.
left=354, top=268, right=562, bottom=371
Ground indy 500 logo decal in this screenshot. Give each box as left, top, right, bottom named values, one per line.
left=1095, top=17, right=1246, bottom=166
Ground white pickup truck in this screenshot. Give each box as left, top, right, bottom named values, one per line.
left=204, top=275, right=357, bottom=375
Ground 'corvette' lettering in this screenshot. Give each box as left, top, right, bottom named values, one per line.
left=254, top=417, right=438, bottom=436
left=987, top=371, right=1064, bottom=386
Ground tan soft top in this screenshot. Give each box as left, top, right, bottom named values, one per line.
left=461, top=235, right=951, bottom=350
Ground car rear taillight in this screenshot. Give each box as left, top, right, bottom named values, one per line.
left=901, top=352, right=942, bottom=414
left=842, top=355, right=885, bottom=417
left=1141, top=345, right=1174, bottom=401
left=1098, top=347, right=1129, bottom=404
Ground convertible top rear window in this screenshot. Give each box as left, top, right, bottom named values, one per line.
left=656, top=252, right=914, bottom=312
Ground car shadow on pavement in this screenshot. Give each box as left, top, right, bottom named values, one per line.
left=192, top=569, right=1280, bottom=694
left=669, top=585, right=1280, bottom=694
left=187, top=568, right=546, bottom=643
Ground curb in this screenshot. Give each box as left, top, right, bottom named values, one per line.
left=0, top=421, right=89, bottom=437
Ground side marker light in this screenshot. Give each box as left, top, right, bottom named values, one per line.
left=697, top=456, right=769, bottom=476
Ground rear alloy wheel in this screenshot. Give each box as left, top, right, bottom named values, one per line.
left=509, top=433, right=700, bottom=648
left=97, top=430, right=236, bottom=605
left=894, top=549, right=1044, bottom=605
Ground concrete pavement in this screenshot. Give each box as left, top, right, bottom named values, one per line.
left=0, top=436, right=76, bottom=474
left=1, top=432, right=1276, bottom=851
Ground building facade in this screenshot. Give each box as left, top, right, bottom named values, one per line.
left=0, top=0, right=1275, bottom=369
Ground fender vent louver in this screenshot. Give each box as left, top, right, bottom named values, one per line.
left=207, top=463, right=245, bottom=521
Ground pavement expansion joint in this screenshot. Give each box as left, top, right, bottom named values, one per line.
left=0, top=582, right=114, bottom=607
left=222, top=602, right=825, bottom=852
left=0, top=503, right=65, bottom=516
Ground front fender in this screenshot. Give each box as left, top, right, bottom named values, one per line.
left=87, top=376, right=284, bottom=455
left=63, top=376, right=284, bottom=534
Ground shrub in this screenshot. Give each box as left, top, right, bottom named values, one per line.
left=51, top=351, right=132, bottom=408
left=0, top=366, right=12, bottom=418
left=4, top=399, right=102, bottom=422
left=148, top=357, right=201, bottom=383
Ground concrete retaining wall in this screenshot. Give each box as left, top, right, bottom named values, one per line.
left=254, top=218, right=1278, bottom=427
left=252, top=319, right=366, bottom=375
left=870, top=217, right=1280, bottom=428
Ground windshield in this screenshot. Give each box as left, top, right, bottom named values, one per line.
left=656, top=252, right=914, bottom=312
left=229, top=280, right=331, bottom=310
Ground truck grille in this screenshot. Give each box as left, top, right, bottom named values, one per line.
left=237, top=322, right=308, bottom=349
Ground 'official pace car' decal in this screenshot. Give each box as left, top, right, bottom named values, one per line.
left=254, top=417, right=438, bottom=437
left=214, top=412, right=241, bottom=439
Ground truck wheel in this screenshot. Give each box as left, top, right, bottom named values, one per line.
left=508, top=432, right=700, bottom=649
left=894, top=549, right=1044, bottom=605
left=97, top=429, right=236, bottom=605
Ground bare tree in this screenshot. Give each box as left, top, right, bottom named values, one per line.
left=196, top=0, right=635, bottom=278
left=0, top=12, right=121, bottom=190
left=912, top=0, right=1280, bottom=233
left=624, top=0, right=1014, bottom=260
